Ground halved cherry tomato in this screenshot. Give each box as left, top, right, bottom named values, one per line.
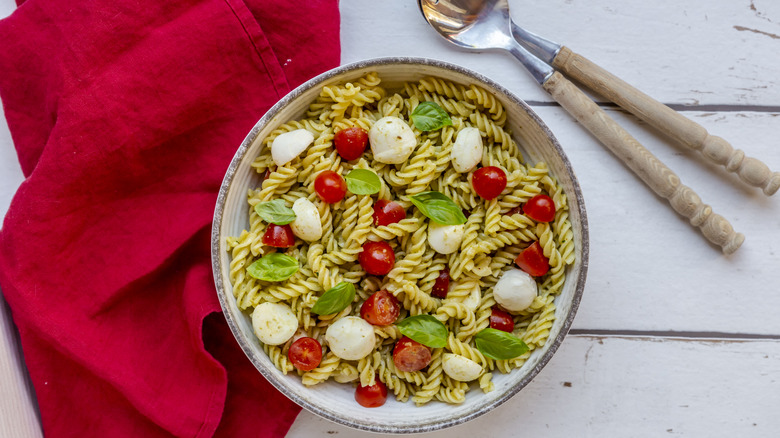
left=489, top=307, right=515, bottom=333
left=361, top=290, right=400, bottom=325
left=471, top=166, right=507, bottom=200
left=334, top=127, right=369, bottom=161
left=358, top=241, right=395, bottom=276
left=355, top=378, right=388, bottom=408
left=373, top=200, right=406, bottom=227
left=515, top=241, right=550, bottom=277
left=431, top=268, right=450, bottom=299
left=523, top=194, right=556, bottom=222
left=262, top=224, right=295, bottom=248
left=288, top=337, right=323, bottom=371
left=314, top=170, right=346, bottom=204
left=393, top=336, right=432, bottom=373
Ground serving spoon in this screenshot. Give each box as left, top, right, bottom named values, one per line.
left=419, top=0, right=744, bottom=254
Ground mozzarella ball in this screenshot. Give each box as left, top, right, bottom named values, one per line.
left=252, top=302, right=298, bottom=346
left=493, top=269, right=538, bottom=312
left=271, top=129, right=314, bottom=166
left=368, top=117, right=418, bottom=164
left=325, top=316, right=376, bottom=360
left=290, top=197, right=322, bottom=241
left=442, top=353, right=482, bottom=382
left=428, top=222, right=465, bottom=255
left=451, top=127, right=483, bottom=173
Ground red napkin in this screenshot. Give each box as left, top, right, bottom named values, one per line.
left=0, top=0, right=340, bottom=436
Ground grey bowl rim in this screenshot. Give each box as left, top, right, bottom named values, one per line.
left=211, top=56, right=589, bottom=434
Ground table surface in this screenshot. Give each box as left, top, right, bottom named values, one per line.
left=2, top=0, right=780, bottom=437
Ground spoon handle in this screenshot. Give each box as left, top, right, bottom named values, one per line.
left=551, top=46, right=780, bottom=196
left=542, top=71, right=744, bottom=254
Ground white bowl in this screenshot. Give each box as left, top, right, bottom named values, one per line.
left=211, top=57, right=589, bottom=433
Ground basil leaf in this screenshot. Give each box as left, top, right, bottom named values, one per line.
left=474, top=328, right=529, bottom=360
left=246, top=253, right=299, bottom=282
left=396, top=315, right=448, bottom=348
left=254, top=199, right=296, bottom=225
left=345, top=169, right=381, bottom=195
left=311, top=281, right=356, bottom=315
left=410, top=101, right=453, bottom=131
left=409, top=191, right=467, bottom=225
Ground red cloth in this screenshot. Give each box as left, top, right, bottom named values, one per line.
left=0, top=0, right=340, bottom=436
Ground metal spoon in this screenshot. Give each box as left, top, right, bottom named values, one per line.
left=419, top=0, right=744, bottom=254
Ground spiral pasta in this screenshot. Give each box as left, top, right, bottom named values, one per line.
left=226, top=72, right=576, bottom=406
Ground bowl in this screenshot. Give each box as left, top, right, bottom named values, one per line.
left=211, top=57, right=589, bottom=433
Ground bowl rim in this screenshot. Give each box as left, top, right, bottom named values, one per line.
left=211, top=56, right=589, bottom=434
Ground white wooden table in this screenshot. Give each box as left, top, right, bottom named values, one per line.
left=2, top=1, right=779, bottom=436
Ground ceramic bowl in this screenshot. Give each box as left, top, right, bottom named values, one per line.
left=211, top=57, right=589, bottom=433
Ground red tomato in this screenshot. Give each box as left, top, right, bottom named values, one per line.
left=358, top=241, right=395, bottom=276
left=262, top=224, right=295, bottom=248
left=361, top=290, right=401, bottom=325
left=523, top=194, right=556, bottom=222
left=431, top=268, right=450, bottom=299
left=471, top=166, right=507, bottom=200
left=288, top=337, right=323, bottom=371
left=314, top=170, right=347, bottom=204
left=334, top=127, right=369, bottom=161
left=373, top=200, right=406, bottom=227
left=355, top=378, right=388, bottom=408
left=489, top=307, right=515, bottom=333
left=393, top=336, right=432, bottom=372
left=515, top=241, right=550, bottom=277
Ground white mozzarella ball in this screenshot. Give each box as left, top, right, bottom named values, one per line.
left=442, top=353, right=482, bottom=382
left=428, top=222, right=465, bottom=255
left=271, top=129, right=314, bottom=166
left=290, top=197, right=322, bottom=241
left=252, top=302, right=298, bottom=346
left=325, top=316, right=376, bottom=361
left=368, top=117, right=418, bottom=164
left=493, top=269, right=538, bottom=312
left=451, top=127, right=483, bottom=173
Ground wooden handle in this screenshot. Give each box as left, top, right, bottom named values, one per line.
left=543, top=72, right=745, bottom=254
left=552, top=46, right=780, bottom=196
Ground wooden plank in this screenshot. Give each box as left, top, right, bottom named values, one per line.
left=341, top=0, right=780, bottom=106
left=287, top=335, right=780, bottom=437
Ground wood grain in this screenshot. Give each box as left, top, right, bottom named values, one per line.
left=542, top=71, right=744, bottom=254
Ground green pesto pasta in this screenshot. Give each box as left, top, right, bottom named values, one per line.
left=226, top=72, right=575, bottom=406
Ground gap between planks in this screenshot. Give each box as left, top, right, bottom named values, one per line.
left=569, top=329, right=780, bottom=341
left=526, top=101, right=780, bottom=113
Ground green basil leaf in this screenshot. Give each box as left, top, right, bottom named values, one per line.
left=246, top=253, right=299, bottom=282
left=345, top=169, right=381, bottom=195
left=253, top=199, right=296, bottom=225
left=474, top=328, right=529, bottom=360
left=311, top=281, right=356, bottom=315
left=410, top=101, right=453, bottom=131
left=396, top=315, right=449, bottom=348
left=409, top=191, right=467, bottom=225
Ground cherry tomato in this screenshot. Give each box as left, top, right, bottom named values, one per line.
left=393, top=336, right=432, bottom=373
left=373, top=200, right=406, bottom=227
left=288, top=337, right=323, bottom=371
left=489, top=307, right=515, bottom=333
left=314, top=170, right=347, bottom=204
left=431, top=268, right=450, bottom=299
left=505, top=205, right=523, bottom=216
left=334, top=127, right=369, bottom=161
left=262, top=224, right=295, bottom=248
left=361, top=290, right=401, bottom=325
left=355, top=378, right=388, bottom=408
left=523, top=194, right=556, bottom=222
left=358, top=241, right=395, bottom=276
left=515, top=241, right=550, bottom=277
left=471, top=166, right=507, bottom=200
